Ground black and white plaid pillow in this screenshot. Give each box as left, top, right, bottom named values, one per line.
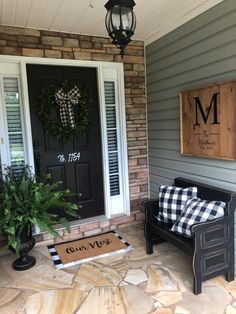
left=171, top=197, right=225, bottom=237
left=157, top=185, right=198, bottom=224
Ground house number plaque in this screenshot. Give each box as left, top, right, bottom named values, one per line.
left=57, top=152, right=81, bottom=163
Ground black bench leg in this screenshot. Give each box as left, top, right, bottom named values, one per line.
left=144, top=222, right=154, bottom=254
left=226, top=249, right=235, bottom=282
left=146, top=239, right=153, bottom=255
left=192, top=253, right=202, bottom=295
left=193, top=275, right=202, bottom=295
left=226, top=266, right=235, bottom=282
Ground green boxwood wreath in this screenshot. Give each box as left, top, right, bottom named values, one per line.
left=37, top=80, right=93, bottom=142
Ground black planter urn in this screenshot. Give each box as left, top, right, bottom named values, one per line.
left=12, top=226, right=36, bottom=271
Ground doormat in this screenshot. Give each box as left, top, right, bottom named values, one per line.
left=47, top=231, right=133, bottom=269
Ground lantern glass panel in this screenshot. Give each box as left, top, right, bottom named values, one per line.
left=109, top=5, right=133, bottom=31
left=121, top=7, right=132, bottom=30
left=111, top=5, right=120, bottom=30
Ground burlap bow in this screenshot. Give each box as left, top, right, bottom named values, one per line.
left=54, top=86, right=81, bottom=128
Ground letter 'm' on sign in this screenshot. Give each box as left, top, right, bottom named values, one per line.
left=194, top=92, right=220, bottom=126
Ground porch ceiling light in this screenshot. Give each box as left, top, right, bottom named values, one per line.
left=105, top=0, right=136, bottom=58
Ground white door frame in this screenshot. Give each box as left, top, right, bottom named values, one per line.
left=0, top=55, right=130, bottom=218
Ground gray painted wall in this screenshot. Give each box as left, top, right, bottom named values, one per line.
left=146, top=0, right=236, bottom=270
left=146, top=0, right=236, bottom=198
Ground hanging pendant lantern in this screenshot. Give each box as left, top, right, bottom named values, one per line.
left=105, top=0, right=136, bottom=58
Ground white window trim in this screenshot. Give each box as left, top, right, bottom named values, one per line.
left=0, top=55, right=130, bottom=218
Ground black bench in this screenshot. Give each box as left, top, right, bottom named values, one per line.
left=144, top=177, right=236, bottom=294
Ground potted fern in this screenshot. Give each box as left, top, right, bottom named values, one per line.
left=0, top=166, right=80, bottom=271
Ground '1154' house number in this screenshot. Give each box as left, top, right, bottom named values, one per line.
left=57, top=152, right=81, bottom=163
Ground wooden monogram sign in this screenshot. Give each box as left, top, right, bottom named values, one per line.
left=180, top=81, right=236, bottom=160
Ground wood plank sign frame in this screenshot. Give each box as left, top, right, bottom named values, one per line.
left=180, top=81, right=236, bottom=160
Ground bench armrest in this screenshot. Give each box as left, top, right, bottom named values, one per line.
left=144, top=199, right=159, bottom=221
left=191, top=217, right=227, bottom=235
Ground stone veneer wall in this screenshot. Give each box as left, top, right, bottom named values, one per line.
left=0, top=25, right=147, bottom=245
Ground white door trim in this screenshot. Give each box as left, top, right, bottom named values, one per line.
left=0, top=55, right=130, bottom=218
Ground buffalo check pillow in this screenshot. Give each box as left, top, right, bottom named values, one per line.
left=157, top=185, right=198, bottom=224
left=171, top=197, right=225, bottom=237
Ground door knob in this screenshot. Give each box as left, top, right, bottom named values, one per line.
left=34, top=151, right=40, bottom=175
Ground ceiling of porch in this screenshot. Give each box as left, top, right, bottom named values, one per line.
left=0, top=0, right=223, bottom=45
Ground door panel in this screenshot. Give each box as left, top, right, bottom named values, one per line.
left=75, top=163, right=92, bottom=201
left=48, top=165, right=67, bottom=190
left=27, top=64, right=104, bottom=219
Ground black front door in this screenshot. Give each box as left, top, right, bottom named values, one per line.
left=27, top=64, right=104, bottom=219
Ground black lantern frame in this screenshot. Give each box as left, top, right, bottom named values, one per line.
left=105, top=0, right=136, bottom=57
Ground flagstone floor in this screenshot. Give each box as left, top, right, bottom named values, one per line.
left=1, top=222, right=236, bottom=314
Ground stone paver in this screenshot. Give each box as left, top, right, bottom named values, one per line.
left=124, top=268, right=147, bottom=285
left=24, top=289, right=87, bottom=314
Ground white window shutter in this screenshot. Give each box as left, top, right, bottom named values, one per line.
left=3, top=77, right=25, bottom=172
left=104, top=81, right=120, bottom=197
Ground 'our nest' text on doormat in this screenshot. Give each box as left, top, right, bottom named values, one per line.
left=47, top=231, right=133, bottom=269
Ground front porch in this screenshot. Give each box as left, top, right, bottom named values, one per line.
left=0, top=0, right=236, bottom=312
left=0, top=223, right=235, bottom=314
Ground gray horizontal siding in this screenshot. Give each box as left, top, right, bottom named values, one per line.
left=146, top=0, right=236, bottom=194
left=147, top=1, right=236, bottom=57
left=146, top=0, right=236, bottom=270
